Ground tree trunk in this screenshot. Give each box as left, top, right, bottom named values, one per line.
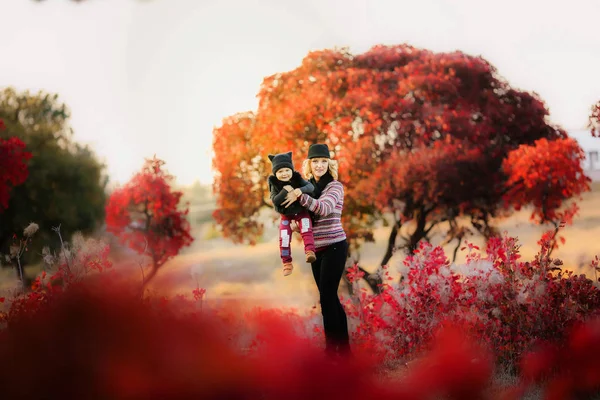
left=407, top=209, right=428, bottom=254
left=358, top=266, right=382, bottom=294
left=452, top=237, right=462, bottom=263
left=141, top=265, right=158, bottom=290
left=346, top=245, right=383, bottom=295
left=380, top=220, right=402, bottom=267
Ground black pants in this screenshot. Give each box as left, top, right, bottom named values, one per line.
left=311, top=239, right=350, bottom=352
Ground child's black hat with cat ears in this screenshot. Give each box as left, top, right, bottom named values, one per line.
left=268, top=151, right=294, bottom=174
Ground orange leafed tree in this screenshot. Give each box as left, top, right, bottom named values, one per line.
left=212, top=112, right=266, bottom=245
left=212, top=45, right=590, bottom=281
left=105, top=156, right=193, bottom=287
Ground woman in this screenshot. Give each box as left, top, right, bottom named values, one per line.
left=281, top=143, right=350, bottom=356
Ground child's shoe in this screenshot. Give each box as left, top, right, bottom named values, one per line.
left=283, top=262, right=294, bottom=276
left=305, top=251, right=316, bottom=263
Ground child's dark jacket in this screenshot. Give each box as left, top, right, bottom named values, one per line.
left=268, top=172, right=314, bottom=216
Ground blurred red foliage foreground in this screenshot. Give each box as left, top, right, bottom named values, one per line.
left=1, top=276, right=600, bottom=400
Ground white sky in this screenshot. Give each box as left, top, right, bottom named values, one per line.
left=0, top=0, right=599, bottom=186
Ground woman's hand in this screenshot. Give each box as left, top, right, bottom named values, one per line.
left=281, top=188, right=302, bottom=208
left=283, top=185, right=294, bottom=192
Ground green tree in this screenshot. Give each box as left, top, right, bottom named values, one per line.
left=0, top=88, right=108, bottom=278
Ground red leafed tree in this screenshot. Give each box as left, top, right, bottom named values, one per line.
left=212, top=45, right=590, bottom=285
left=105, top=156, right=193, bottom=287
left=356, top=137, right=502, bottom=255
left=590, top=100, right=600, bottom=137
left=503, top=137, right=590, bottom=223
left=0, top=121, right=32, bottom=211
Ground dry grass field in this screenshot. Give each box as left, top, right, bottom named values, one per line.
left=2, top=185, right=599, bottom=314
left=144, top=185, right=600, bottom=312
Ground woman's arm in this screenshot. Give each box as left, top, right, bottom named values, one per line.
left=299, top=181, right=343, bottom=216
left=282, top=176, right=313, bottom=208
left=285, top=179, right=314, bottom=203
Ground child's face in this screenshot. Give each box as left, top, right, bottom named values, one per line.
left=275, top=168, right=293, bottom=182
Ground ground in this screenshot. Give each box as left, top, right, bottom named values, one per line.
left=146, top=184, right=600, bottom=312
left=2, top=185, right=599, bottom=312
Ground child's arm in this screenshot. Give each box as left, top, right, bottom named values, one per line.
left=297, top=178, right=314, bottom=195
left=289, top=176, right=314, bottom=198
left=269, top=180, right=291, bottom=208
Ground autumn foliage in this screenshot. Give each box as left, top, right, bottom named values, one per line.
left=502, top=137, right=590, bottom=223
left=345, top=229, right=600, bottom=368
left=0, top=120, right=31, bottom=211
left=0, top=186, right=598, bottom=398
left=105, top=156, right=193, bottom=286
left=212, top=112, right=264, bottom=244
left=1, top=231, right=600, bottom=399
left=212, top=45, right=590, bottom=270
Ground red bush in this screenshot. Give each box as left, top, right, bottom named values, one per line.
left=0, top=131, right=32, bottom=210
left=1, top=229, right=600, bottom=399
left=345, top=232, right=600, bottom=367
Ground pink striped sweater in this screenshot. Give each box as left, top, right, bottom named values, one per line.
left=299, top=180, right=347, bottom=251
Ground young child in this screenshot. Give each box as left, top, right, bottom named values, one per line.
left=268, top=151, right=317, bottom=276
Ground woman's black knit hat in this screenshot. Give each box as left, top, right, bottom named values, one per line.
left=307, top=143, right=331, bottom=159
left=268, top=151, right=294, bottom=174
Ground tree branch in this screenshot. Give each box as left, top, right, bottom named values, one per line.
left=358, top=266, right=382, bottom=294
left=380, top=219, right=402, bottom=267
left=451, top=236, right=463, bottom=263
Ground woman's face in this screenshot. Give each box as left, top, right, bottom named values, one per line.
left=310, top=158, right=329, bottom=179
